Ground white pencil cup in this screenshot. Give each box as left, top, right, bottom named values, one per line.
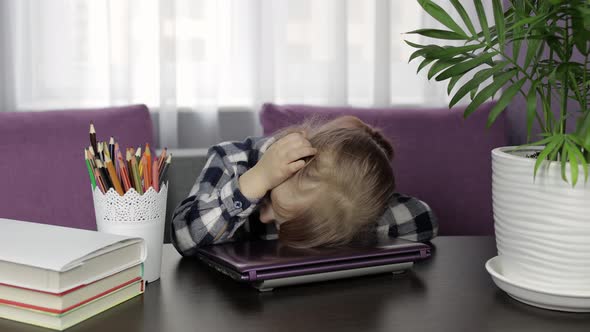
left=92, top=183, right=168, bottom=283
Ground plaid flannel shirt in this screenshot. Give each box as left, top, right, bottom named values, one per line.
left=171, top=136, right=438, bottom=257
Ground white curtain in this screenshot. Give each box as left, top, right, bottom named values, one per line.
left=0, top=0, right=490, bottom=148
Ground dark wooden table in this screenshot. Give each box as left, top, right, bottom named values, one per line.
left=4, top=236, right=590, bottom=332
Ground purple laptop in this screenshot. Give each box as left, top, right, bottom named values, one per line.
left=196, top=237, right=431, bottom=291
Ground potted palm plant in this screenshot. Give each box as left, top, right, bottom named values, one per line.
left=407, top=0, right=590, bottom=311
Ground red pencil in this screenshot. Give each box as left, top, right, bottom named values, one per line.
left=117, top=153, right=132, bottom=192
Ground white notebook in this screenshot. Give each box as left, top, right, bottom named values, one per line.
left=0, top=218, right=146, bottom=293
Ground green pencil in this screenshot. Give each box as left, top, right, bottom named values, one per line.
left=131, top=156, right=143, bottom=195
left=84, top=149, right=96, bottom=189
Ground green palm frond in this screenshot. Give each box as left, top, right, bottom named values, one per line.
left=406, top=0, right=590, bottom=186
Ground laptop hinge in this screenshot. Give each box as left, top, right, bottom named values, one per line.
left=248, top=270, right=257, bottom=280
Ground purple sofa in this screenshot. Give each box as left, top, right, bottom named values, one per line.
left=260, top=102, right=508, bottom=236
left=0, top=105, right=153, bottom=230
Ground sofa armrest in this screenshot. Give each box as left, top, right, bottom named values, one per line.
left=160, top=149, right=209, bottom=243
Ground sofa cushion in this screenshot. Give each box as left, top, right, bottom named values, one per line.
left=0, top=104, right=154, bottom=230
left=260, top=102, right=508, bottom=236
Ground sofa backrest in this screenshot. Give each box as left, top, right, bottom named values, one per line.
left=260, top=102, right=508, bottom=236
left=0, top=104, right=154, bottom=230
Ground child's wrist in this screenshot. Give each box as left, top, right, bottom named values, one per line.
left=238, top=166, right=269, bottom=200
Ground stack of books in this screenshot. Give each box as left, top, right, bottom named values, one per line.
left=0, top=218, right=146, bottom=330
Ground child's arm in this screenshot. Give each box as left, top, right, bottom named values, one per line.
left=375, top=193, right=439, bottom=242
left=170, top=137, right=273, bottom=256
left=171, top=133, right=316, bottom=256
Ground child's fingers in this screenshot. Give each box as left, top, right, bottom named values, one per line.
left=288, top=159, right=306, bottom=173
left=287, top=147, right=317, bottom=163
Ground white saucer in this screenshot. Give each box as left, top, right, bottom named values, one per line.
left=485, top=256, right=590, bottom=312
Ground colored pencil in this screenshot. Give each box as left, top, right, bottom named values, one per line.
left=123, top=155, right=132, bottom=191
left=157, top=148, right=167, bottom=174
left=89, top=122, right=98, bottom=156
left=84, top=149, right=96, bottom=189
left=126, top=149, right=135, bottom=189
left=135, top=147, right=141, bottom=164
left=159, top=154, right=172, bottom=186
left=117, top=150, right=132, bottom=192
left=94, top=168, right=106, bottom=193
left=95, top=159, right=112, bottom=189
left=116, top=147, right=126, bottom=177
left=136, top=148, right=143, bottom=177
left=152, top=159, right=160, bottom=192
left=103, top=142, right=111, bottom=161
left=97, top=142, right=105, bottom=162
left=141, top=155, right=150, bottom=191
left=145, top=144, right=152, bottom=190
left=130, top=155, right=143, bottom=194
left=114, top=142, right=120, bottom=176
left=104, top=155, right=124, bottom=196
left=96, top=159, right=111, bottom=189
left=88, top=146, right=96, bottom=166
left=86, top=148, right=96, bottom=169
left=139, top=154, right=145, bottom=177
left=109, top=137, right=115, bottom=163
left=128, top=147, right=135, bottom=186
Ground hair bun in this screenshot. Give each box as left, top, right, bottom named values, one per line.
left=368, top=129, right=394, bottom=160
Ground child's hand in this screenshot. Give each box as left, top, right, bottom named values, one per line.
left=258, top=132, right=317, bottom=188
left=239, top=132, right=316, bottom=200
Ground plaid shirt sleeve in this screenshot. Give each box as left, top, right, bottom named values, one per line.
left=170, top=136, right=274, bottom=257
left=375, top=193, right=439, bottom=242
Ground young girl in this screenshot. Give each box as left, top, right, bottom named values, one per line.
left=171, top=116, right=437, bottom=256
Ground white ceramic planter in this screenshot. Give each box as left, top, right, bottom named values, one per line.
left=492, top=147, right=590, bottom=294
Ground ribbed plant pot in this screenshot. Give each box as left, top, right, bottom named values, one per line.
left=492, top=146, right=590, bottom=296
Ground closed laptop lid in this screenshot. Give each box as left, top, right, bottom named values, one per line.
left=196, top=237, right=430, bottom=274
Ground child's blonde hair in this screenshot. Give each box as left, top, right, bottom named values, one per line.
left=273, top=116, right=395, bottom=248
